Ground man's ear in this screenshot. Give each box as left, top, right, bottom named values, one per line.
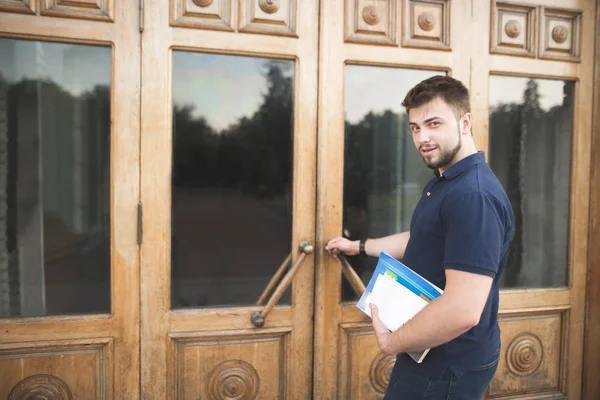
left=460, top=112, right=472, bottom=135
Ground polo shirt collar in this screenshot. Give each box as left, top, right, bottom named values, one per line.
left=434, top=151, right=486, bottom=180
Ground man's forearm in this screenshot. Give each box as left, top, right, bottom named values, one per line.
left=384, top=296, right=476, bottom=354
left=364, top=232, right=410, bottom=260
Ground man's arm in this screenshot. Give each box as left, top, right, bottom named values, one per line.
left=325, top=232, right=410, bottom=260
left=371, top=268, right=493, bottom=355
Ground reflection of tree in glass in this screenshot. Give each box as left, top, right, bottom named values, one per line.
left=489, top=78, right=572, bottom=288
left=341, top=107, right=432, bottom=301
left=172, top=60, right=293, bottom=199
left=3, top=75, right=111, bottom=316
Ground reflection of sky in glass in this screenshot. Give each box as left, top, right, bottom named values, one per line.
left=172, top=52, right=294, bottom=131
left=489, top=75, right=567, bottom=111
left=0, top=38, right=110, bottom=96
left=345, top=65, right=445, bottom=124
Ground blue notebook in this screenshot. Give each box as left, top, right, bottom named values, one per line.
left=357, top=251, right=443, bottom=363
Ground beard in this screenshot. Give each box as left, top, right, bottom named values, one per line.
left=421, top=129, right=462, bottom=170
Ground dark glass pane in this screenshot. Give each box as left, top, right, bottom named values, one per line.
left=171, top=52, right=294, bottom=309
left=341, top=65, right=444, bottom=302
left=489, top=76, right=573, bottom=288
left=0, top=39, right=111, bottom=317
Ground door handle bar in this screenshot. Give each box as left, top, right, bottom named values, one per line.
left=256, top=253, right=291, bottom=306
left=251, top=240, right=313, bottom=328
left=331, top=248, right=366, bottom=297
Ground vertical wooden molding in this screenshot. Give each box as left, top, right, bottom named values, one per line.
left=584, top=2, right=600, bottom=398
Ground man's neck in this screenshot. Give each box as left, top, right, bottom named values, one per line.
left=438, top=144, right=478, bottom=175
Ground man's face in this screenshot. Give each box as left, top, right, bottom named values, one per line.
left=408, top=97, right=463, bottom=171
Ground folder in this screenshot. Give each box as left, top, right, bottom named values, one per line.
left=356, top=251, right=443, bottom=363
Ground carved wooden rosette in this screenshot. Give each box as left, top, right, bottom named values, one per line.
left=491, top=2, right=536, bottom=57
left=345, top=0, right=399, bottom=46
left=369, top=353, right=395, bottom=394
left=171, top=0, right=234, bottom=31
left=506, top=334, right=544, bottom=377
left=539, top=7, right=581, bottom=62
left=206, top=360, right=260, bottom=400
left=8, top=375, right=73, bottom=400
left=239, top=0, right=297, bottom=37
left=402, top=0, right=450, bottom=50
left=0, top=0, right=36, bottom=14
left=258, top=0, right=279, bottom=14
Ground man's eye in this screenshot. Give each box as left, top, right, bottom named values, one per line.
left=411, top=126, right=420, bottom=133
left=430, top=121, right=440, bottom=127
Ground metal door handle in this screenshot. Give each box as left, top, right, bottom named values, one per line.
left=251, top=240, right=313, bottom=327
left=331, top=248, right=366, bottom=297
left=256, top=253, right=291, bottom=306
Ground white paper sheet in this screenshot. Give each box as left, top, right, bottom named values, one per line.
left=369, top=274, right=430, bottom=331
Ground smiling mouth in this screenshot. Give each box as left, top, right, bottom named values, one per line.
left=421, top=147, right=437, bottom=157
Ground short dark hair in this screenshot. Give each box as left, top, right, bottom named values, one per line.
left=402, top=75, right=470, bottom=120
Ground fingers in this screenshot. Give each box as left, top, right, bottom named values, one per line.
left=370, top=304, right=388, bottom=335
left=325, top=237, right=342, bottom=252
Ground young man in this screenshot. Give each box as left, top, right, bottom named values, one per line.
left=326, top=76, right=514, bottom=399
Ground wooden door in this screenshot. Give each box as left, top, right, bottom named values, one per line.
left=0, top=2, right=141, bottom=399
left=314, top=0, right=596, bottom=399
left=139, top=0, right=319, bottom=399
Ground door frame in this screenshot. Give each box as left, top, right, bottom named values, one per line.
left=584, top=1, right=600, bottom=397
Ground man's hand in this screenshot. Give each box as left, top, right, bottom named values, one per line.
left=370, top=304, right=394, bottom=355
left=325, top=237, right=359, bottom=258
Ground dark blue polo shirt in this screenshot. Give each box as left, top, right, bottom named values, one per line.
left=396, top=151, right=514, bottom=378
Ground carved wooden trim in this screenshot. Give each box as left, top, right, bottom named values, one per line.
left=170, top=328, right=290, bottom=399
left=539, top=6, right=582, bottom=62
left=506, top=333, right=544, bottom=377
left=488, top=308, right=569, bottom=398
left=41, top=0, right=114, bottom=22
left=402, top=0, right=450, bottom=51
left=258, top=0, right=279, bottom=14
left=369, top=352, right=395, bottom=395
left=8, top=375, right=74, bottom=400
left=170, top=0, right=234, bottom=32
left=345, top=0, right=399, bottom=46
left=0, top=338, right=113, bottom=400
left=0, top=0, right=35, bottom=14
left=490, top=1, right=536, bottom=58
left=239, top=0, right=297, bottom=37
left=206, top=360, right=260, bottom=400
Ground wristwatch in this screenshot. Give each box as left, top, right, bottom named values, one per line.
left=359, top=239, right=367, bottom=256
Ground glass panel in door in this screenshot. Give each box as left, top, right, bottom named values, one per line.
left=171, top=51, right=295, bottom=309
left=0, top=38, right=111, bottom=318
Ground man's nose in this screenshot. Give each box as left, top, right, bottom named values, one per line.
left=416, top=130, right=430, bottom=144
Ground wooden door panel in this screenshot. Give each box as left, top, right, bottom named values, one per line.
left=490, top=309, right=568, bottom=398
left=315, top=1, right=469, bottom=398
left=0, top=338, right=112, bottom=399
left=0, top=2, right=141, bottom=398
left=170, top=328, right=290, bottom=399
left=338, top=323, right=395, bottom=400
left=140, top=0, right=319, bottom=398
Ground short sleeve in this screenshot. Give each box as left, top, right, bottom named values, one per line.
left=442, top=191, right=506, bottom=278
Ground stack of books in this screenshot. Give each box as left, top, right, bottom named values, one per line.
left=356, top=251, right=443, bottom=363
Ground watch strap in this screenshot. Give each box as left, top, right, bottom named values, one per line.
left=359, top=239, right=366, bottom=256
